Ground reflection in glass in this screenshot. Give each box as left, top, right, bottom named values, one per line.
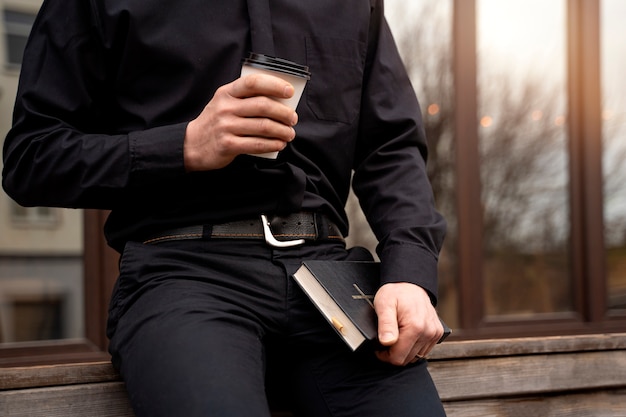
left=0, top=6, right=85, bottom=344
left=0, top=207, right=84, bottom=344
left=601, top=0, right=626, bottom=310
left=385, top=0, right=458, bottom=327
left=477, top=0, right=572, bottom=317
left=3, top=9, right=36, bottom=67
left=348, top=0, right=457, bottom=326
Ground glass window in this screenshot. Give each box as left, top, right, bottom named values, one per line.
left=10, top=202, right=59, bottom=227
left=477, top=0, right=571, bottom=318
left=0, top=209, right=84, bottom=343
left=3, top=9, right=36, bottom=68
left=8, top=289, right=64, bottom=341
left=0, top=5, right=85, bottom=346
left=601, top=0, right=626, bottom=311
left=382, top=0, right=457, bottom=326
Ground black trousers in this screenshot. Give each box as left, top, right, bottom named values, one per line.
left=107, top=238, right=447, bottom=417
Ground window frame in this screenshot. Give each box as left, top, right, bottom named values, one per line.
left=2, top=7, right=36, bottom=69
left=0, top=210, right=117, bottom=367
left=10, top=202, right=60, bottom=228
left=452, top=0, right=626, bottom=339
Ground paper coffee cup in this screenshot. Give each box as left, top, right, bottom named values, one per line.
left=241, top=53, right=311, bottom=159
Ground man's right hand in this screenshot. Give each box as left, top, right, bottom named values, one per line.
left=183, top=73, right=299, bottom=171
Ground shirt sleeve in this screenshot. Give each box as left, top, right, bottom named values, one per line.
left=352, top=2, right=446, bottom=304
left=1, top=0, right=186, bottom=210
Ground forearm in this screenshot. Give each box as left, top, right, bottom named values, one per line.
left=3, top=120, right=187, bottom=209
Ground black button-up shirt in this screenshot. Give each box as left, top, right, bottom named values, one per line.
left=2, top=0, right=445, bottom=301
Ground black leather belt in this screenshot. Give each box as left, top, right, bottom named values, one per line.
left=142, top=212, right=344, bottom=248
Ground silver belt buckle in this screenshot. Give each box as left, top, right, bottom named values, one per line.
left=260, top=214, right=306, bottom=248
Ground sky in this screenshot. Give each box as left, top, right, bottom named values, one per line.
left=384, top=0, right=626, bottom=235
left=384, top=0, right=624, bottom=110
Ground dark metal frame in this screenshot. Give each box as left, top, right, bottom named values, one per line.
left=452, top=0, right=626, bottom=339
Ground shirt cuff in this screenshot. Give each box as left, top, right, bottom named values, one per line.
left=128, top=122, right=188, bottom=185
left=379, top=243, right=439, bottom=306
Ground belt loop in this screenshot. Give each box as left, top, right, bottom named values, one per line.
left=202, top=225, right=213, bottom=239
left=313, top=212, right=326, bottom=240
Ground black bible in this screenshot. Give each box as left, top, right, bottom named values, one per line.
left=292, top=260, right=450, bottom=351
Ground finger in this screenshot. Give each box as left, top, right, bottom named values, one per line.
left=399, top=335, right=424, bottom=365
left=381, top=319, right=437, bottom=366
left=233, top=96, right=298, bottom=128
left=410, top=354, right=424, bottom=364
left=375, top=336, right=416, bottom=366
left=375, top=324, right=418, bottom=366
left=412, top=319, right=444, bottom=360
left=233, top=117, right=296, bottom=142
left=376, top=304, right=399, bottom=347
left=231, top=73, right=295, bottom=101
left=229, top=136, right=289, bottom=156
left=413, top=347, right=430, bottom=362
left=423, top=316, right=445, bottom=350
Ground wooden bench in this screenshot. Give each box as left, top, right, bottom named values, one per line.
left=2, top=333, right=626, bottom=417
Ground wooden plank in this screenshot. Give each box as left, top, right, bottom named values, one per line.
left=3, top=375, right=624, bottom=417
left=443, top=389, right=626, bottom=417
left=3, top=334, right=625, bottom=390
left=429, top=350, right=626, bottom=401
left=0, top=361, right=118, bottom=390
left=1, top=334, right=625, bottom=417
left=0, top=339, right=109, bottom=368
left=0, top=382, right=294, bottom=417
left=0, top=382, right=135, bottom=417
left=429, top=332, right=626, bottom=360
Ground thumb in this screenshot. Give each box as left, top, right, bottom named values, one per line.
left=376, top=302, right=399, bottom=346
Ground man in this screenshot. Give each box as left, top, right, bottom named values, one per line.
left=3, top=0, right=447, bottom=416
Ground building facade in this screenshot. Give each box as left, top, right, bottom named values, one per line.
left=0, top=0, right=84, bottom=345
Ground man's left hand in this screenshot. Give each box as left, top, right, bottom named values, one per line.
left=373, top=282, right=443, bottom=366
